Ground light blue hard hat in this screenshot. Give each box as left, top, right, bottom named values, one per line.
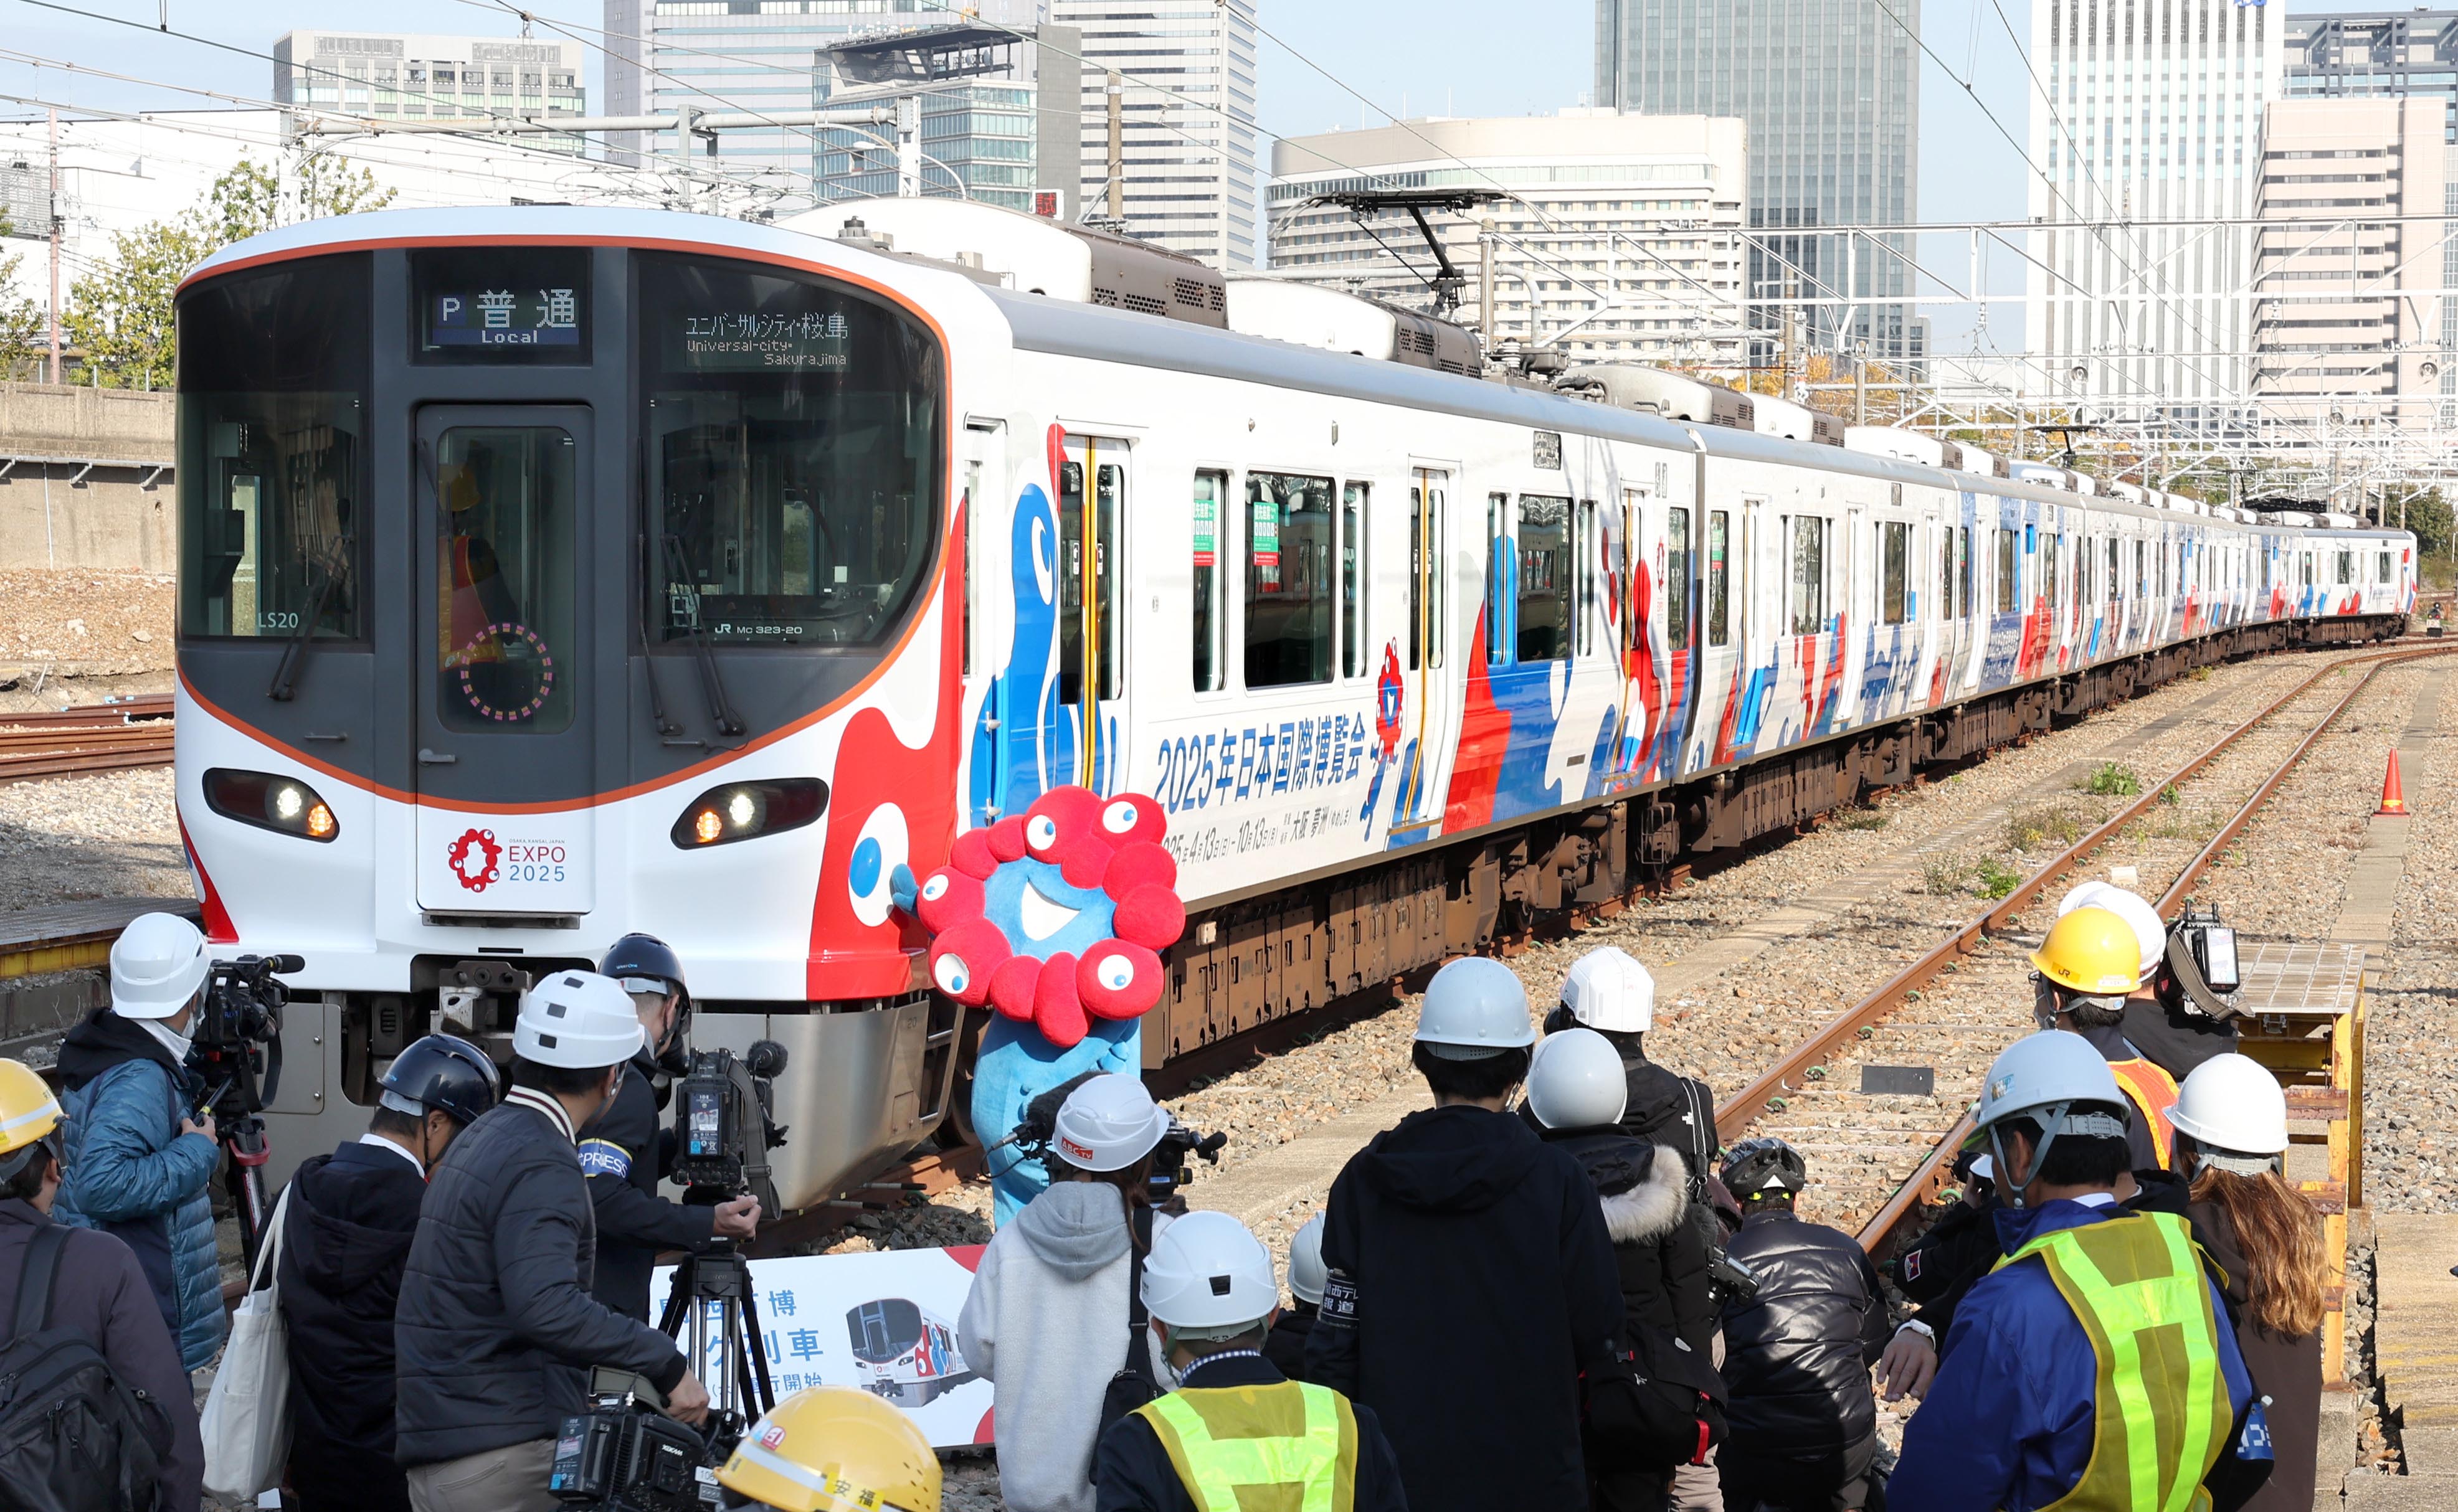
left=1415, top=957, right=1536, bottom=1061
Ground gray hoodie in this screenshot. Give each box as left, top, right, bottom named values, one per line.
left=957, top=1184, right=1170, bottom=1512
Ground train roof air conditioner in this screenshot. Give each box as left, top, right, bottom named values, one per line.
left=1749, top=393, right=1844, bottom=445
left=1554, top=365, right=1756, bottom=430
left=781, top=197, right=1229, bottom=328
left=1843, top=426, right=1943, bottom=466
left=1223, top=280, right=1482, bottom=376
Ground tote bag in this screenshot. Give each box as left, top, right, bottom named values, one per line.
left=201, top=1186, right=294, bottom=1498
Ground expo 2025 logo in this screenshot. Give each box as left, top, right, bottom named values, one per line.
left=447, top=828, right=502, bottom=892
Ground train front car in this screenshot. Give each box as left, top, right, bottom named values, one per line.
left=173, top=209, right=977, bottom=1204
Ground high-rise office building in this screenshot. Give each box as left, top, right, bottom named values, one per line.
left=2024, top=0, right=2280, bottom=421
left=1268, top=110, right=1750, bottom=364
left=2252, top=96, right=2448, bottom=428
left=273, top=31, right=585, bottom=141
left=1053, top=0, right=1259, bottom=269
left=1596, top=0, right=1920, bottom=362
left=2284, top=12, right=2458, bottom=141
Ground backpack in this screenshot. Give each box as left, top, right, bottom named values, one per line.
left=1089, top=1204, right=1162, bottom=1483
left=1583, top=1323, right=1728, bottom=1472
left=0, top=1224, right=169, bottom=1512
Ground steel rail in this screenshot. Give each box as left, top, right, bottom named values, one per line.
left=0, top=697, right=173, bottom=729
left=0, top=739, right=175, bottom=786
left=1844, top=644, right=2451, bottom=1255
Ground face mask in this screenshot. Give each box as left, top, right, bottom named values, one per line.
left=1147, top=1323, right=1180, bottom=1391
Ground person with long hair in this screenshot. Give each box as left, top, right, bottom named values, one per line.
left=2171, top=1053, right=2327, bottom=1512
left=958, top=1074, right=1173, bottom=1512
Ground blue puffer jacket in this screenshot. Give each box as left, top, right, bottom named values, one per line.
left=52, top=1008, right=225, bottom=1371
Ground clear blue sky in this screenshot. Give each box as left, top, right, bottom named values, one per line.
left=0, top=0, right=2346, bottom=349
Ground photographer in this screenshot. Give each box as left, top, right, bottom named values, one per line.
left=53, top=913, right=225, bottom=1372
left=396, top=972, right=708, bottom=1512
left=583, top=935, right=757, bottom=1320
left=278, top=1034, right=500, bottom=1512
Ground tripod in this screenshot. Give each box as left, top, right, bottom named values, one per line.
left=655, top=1241, right=778, bottom=1448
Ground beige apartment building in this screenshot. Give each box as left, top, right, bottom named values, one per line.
left=2253, top=95, right=2449, bottom=428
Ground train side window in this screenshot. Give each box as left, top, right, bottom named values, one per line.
left=1576, top=499, right=1598, bottom=657
left=1957, top=526, right=1973, bottom=617
left=2135, top=539, right=2147, bottom=599
left=2107, top=538, right=2120, bottom=604
left=1707, top=509, right=1730, bottom=646
left=1408, top=474, right=1444, bottom=671
left=2337, top=550, right=2353, bottom=586
left=1341, top=482, right=1370, bottom=678
left=1192, top=468, right=1227, bottom=692
left=959, top=467, right=976, bottom=678
left=1488, top=493, right=1510, bottom=664
left=1245, top=471, right=1332, bottom=688
left=1666, top=506, right=1692, bottom=647
left=1881, top=520, right=1908, bottom=626
left=1058, top=456, right=1122, bottom=704
left=1788, top=514, right=1826, bottom=635
left=2044, top=533, right=2060, bottom=607
left=1995, top=527, right=2018, bottom=615
left=2380, top=550, right=2393, bottom=582
left=1518, top=494, right=1573, bottom=662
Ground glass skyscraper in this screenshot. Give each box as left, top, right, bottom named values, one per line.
left=1596, top=0, right=1922, bottom=363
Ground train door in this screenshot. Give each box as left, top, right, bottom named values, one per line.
left=410, top=405, right=597, bottom=917
left=1389, top=465, right=1452, bottom=835
left=1056, top=433, right=1129, bottom=794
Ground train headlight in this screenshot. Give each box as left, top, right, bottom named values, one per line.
left=670, top=778, right=828, bottom=849
left=203, top=768, right=341, bottom=844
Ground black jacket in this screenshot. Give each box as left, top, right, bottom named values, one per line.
left=1306, top=1103, right=1624, bottom=1512
left=1616, top=1056, right=1715, bottom=1188
left=1717, top=1209, right=1888, bottom=1458
left=582, top=1047, right=718, bottom=1320
left=2122, top=999, right=2239, bottom=1080
left=277, top=1140, right=425, bottom=1511
left=1539, top=1126, right=1714, bottom=1354
left=2193, top=1198, right=2319, bottom=1512
left=0, top=1199, right=201, bottom=1512
left=1263, top=1302, right=1316, bottom=1380
left=394, top=1094, right=688, bottom=1468
left=1093, top=1353, right=1410, bottom=1512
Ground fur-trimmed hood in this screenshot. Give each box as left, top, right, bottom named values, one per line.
left=1539, top=1127, right=1689, bottom=1247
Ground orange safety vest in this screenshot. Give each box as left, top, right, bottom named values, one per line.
left=2107, top=1056, right=2181, bottom=1170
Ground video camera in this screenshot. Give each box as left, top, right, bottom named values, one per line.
left=673, top=1041, right=790, bottom=1219
left=549, top=1370, right=709, bottom=1512
left=2160, top=899, right=2242, bottom=1021
left=192, top=953, right=298, bottom=1121
left=999, top=1071, right=1227, bottom=1203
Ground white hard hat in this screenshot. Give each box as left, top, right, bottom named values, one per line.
left=1287, top=1214, right=1327, bottom=1306
left=108, top=912, right=211, bottom=1020
left=1559, top=947, right=1654, bottom=1033
left=2057, top=882, right=2165, bottom=983
left=1141, top=1210, right=1279, bottom=1333
left=1051, top=1073, right=1169, bottom=1173
left=2168, top=1053, right=2289, bottom=1157
left=513, top=971, right=644, bottom=1069
left=1414, top=957, right=1535, bottom=1059
left=1975, top=1029, right=2128, bottom=1133
left=1526, top=1028, right=1630, bottom=1130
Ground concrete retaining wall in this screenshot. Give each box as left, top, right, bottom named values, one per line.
left=0, top=380, right=177, bottom=570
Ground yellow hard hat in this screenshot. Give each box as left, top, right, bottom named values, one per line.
left=2031, top=906, right=2146, bottom=996
left=0, top=1059, right=62, bottom=1169
left=716, top=1387, right=940, bottom=1512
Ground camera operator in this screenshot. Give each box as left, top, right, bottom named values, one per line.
left=52, top=913, right=226, bottom=1373
left=278, top=1034, right=500, bottom=1512
left=397, top=971, right=709, bottom=1512
left=582, top=934, right=757, bottom=1321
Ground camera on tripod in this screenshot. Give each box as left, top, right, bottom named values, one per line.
left=192, top=953, right=298, bottom=1118
left=673, top=1041, right=790, bottom=1220
left=998, top=1072, right=1227, bottom=1203
left=549, top=1369, right=708, bottom=1512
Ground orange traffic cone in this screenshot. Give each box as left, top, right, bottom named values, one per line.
left=2378, top=750, right=2408, bottom=816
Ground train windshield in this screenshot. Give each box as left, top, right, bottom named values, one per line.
left=640, top=254, right=942, bottom=647
left=847, top=1298, right=925, bottom=1364
left=176, top=256, right=370, bottom=640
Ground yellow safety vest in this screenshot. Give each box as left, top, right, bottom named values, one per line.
left=1134, top=1379, right=1360, bottom=1512
left=1993, top=1211, right=2234, bottom=1512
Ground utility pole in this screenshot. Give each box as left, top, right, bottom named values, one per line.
left=1477, top=213, right=1497, bottom=353
left=1853, top=340, right=1867, bottom=426
left=1104, top=71, right=1124, bottom=221
left=47, top=107, right=61, bottom=386
left=896, top=93, right=921, bottom=197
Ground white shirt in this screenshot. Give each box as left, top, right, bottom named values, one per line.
left=356, top=1132, right=426, bottom=1175
left=2069, top=1191, right=2119, bottom=1209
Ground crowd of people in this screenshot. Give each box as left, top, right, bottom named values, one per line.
left=0, top=875, right=2333, bottom=1512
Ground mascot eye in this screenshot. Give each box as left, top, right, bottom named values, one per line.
left=1026, top=815, right=1059, bottom=851
left=920, top=874, right=951, bottom=903
left=1096, top=953, right=1135, bottom=991
left=1101, top=800, right=1139, bottom=835
left=934, top=955, right=970, bottom=995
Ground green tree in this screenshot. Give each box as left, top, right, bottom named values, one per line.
left=62, top=156, right=395, bottom=389
left=0, top=245, right=44, bottom=380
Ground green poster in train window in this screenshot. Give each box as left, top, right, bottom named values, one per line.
left=1193, top=486, right=1217, bottom=569
left=1253, top=498, right=1282, bottom=587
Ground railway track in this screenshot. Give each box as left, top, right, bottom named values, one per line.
left=0, top=700, right=176, bottom=785
left=1702, top=644, right=2450, bottom=1258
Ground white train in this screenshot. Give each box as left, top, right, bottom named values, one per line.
left=169, top=201, right=2415, bottom=1206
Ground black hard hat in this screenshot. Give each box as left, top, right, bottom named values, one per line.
left=601, top=933, right=691, bottom=1013
left=1719, top=1136, right=1808, bottom=1201
left=381, top=1034, right=502, bottom=1127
